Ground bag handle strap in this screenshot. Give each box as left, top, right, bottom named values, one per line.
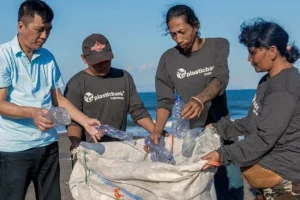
left=201, top=161, right=221, bottom=170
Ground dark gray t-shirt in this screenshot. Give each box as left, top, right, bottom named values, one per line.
left=155, top=38, right=230, bottom=128
left=216, top=67, right=300, bottom=182
left=64, top=68, right=151, bottom=142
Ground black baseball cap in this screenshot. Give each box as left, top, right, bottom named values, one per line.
left=82, top=34, right=114, bottom=65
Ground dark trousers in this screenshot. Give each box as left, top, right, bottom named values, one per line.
left=0, top=142, right=61, bottom=200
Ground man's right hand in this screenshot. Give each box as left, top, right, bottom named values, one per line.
left=82, top=118, right=103, bottom=143
left=150, top=130, right=169, bottom=145
left=144, top=130, right=162, bottom=153
left=150, top=130, right=162, bottom=145
left=31, top=108, right=54, bottom=131
left=144, top=130, right=169, bottom=153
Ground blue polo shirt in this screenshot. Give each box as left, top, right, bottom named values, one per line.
left=0, top=36, right=65, bottom=152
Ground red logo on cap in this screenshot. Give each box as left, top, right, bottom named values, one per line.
left=91, top=41, right=105, bottom=52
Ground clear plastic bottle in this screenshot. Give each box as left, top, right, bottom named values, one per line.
left=44, top=107, right=71, bottom=125
left=95, top=124, right=136, bottom=145
left=182, top=127, right=204, bottom=157
left=171, top=95, right=189, bottom=138
left=144, top=136, right=176, bottom=165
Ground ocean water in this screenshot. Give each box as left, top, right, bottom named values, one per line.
left=57, top=89, right=256, bottom=136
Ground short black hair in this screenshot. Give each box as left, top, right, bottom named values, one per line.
left=239, top=18, right=300, bottom=64
left=18, top=0, right=54, bottom=25
left=163, top=4, right=200, bottom=36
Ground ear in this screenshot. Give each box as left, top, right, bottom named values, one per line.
left=269, top=45, right=278, bottom=60
left=194, top=21, right=200, bottom=32
left=81, top=54, right=88, bottom=64
left=18, top=21, right=25, bottom=34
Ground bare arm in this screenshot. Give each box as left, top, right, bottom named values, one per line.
left=51, top=88, right=101, bottom=142
left=0, top=88, right=32, bottom=118
left=52, top=89, right=91, bottom=126
left=0, top=87, right=39, bottom=118
left=136, top=117, right=155, bottom=133
left=0, top=87, right=54, bottom=131
left=151, top=108, right=170, bottom=144
left=182, top=78, right=222, bottom=119
left=196, top=78, right=222, bottom=104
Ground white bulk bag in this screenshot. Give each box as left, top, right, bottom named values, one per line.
left=69, top=127, right=221, bottom=200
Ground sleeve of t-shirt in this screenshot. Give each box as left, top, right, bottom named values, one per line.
left=155, top=54, right=175, bottom=112
left=64, top=77, right=83, bottom=128
left=220, top=91, right=296, bottom=167
left=213, top=116, right=249, bottom=139
left=211, top=38, right=230, bottom=94
left=127, top=72, right=152, bottom=122
left=51, top=55, right=65, bottom=89
left=0, top=51, right=12, bottom=88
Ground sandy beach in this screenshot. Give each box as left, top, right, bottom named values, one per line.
left=25, top=133, right=255, bottom=200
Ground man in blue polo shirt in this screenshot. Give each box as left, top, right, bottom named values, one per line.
left=0, top=1, right=101, bottom=199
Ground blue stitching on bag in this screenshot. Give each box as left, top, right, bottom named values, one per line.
left=89, top=169, right=143, bottom=200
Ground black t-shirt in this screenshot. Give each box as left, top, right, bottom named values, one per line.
left=155, top=38, right=230, bottom=128
left=64, top=67, right=151, bottom=142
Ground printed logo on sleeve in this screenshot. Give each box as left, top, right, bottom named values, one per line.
left=176, top=66, right=214, bottom=79
left=252, top=94, right=260, bottom=116
left=84, top=91, right=125, bottom=103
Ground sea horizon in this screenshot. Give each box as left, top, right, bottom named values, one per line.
left=56, top=89, right=256, bottom=136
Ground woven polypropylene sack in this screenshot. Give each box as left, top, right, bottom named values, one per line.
left=69, top=127, right=221, bottom=200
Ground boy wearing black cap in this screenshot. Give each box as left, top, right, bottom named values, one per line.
left=64, top=34, right=156, bottom=164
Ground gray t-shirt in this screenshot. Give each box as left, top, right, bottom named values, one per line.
left=215, top=67, right=300, bottom=182
left=155, top=38, right=230, bottom=128
left=64, top=68, right=151, bottom=142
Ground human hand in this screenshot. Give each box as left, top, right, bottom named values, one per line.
left=200, top=151, right=221, bottom=170
left=83, top=118, right=103, bottom=143
left=144, top=130, right=169, bottom=152
left=181, top=98, right=203, bottom=120
left=205, top=123, right=212, bottom=129
left=31, top=108, right=54, bottom=131
left=151, top=129, right=169, bottom=144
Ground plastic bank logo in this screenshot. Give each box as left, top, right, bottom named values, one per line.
left=176, top=66, right=214, bottom=79
left=84, top=91, right=125, bottom=103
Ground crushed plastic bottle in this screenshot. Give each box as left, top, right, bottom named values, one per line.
left=44, top=107, right=71, bottom=125
left=144, top=136, right=176, bottom=165
left=182, top=127, right=204, bottom=158
left=95, top=124, right=136, bottom=145
left=171, top=95, right=189, bottom=138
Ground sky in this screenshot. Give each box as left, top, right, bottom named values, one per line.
left=1, top=0, right=300, bottom=92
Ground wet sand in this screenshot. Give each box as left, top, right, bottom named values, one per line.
left=25, top=133, right=256, bottom=200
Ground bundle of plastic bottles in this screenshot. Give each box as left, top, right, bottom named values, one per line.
left=145, top=95, right=207, bottom=165
left=144, top=136, right=176, bottom=165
